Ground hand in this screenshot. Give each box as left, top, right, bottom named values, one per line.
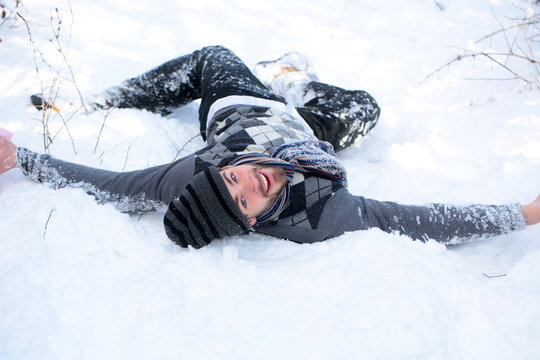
left=521, top=195, right=540, bottom=226
left=0, top=136, right=18, bottom=175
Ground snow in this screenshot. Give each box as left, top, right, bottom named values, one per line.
left=1, top=0, right=540, bottom=359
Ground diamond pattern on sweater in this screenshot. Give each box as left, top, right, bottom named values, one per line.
left=305, top=176, right=333, bottom=207
left=197, top=104, right=343, bottom=230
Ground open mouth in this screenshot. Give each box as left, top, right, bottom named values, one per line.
left=258, top=172, right=270, bottom=193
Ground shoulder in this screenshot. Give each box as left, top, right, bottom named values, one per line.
left=276, top=173, right=345, bottom=229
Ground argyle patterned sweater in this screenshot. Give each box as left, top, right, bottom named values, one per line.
left=17, top=96, right=527, bottom=245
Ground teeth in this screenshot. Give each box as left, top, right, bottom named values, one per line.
left=260, top=173, right=269, bottom=192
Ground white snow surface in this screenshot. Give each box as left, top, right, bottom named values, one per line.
left=1, top=0, right=540, bottom=359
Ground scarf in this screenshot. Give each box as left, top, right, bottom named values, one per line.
left=229, top=140, right=347, bottom=223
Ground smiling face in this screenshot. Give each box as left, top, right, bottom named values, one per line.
left=219, top=164, right=288, bottom=226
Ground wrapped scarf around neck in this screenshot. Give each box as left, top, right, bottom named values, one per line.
left=229, top=140, right=347, bottom=223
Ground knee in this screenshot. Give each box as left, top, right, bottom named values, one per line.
left=200, top=45, right=233, bottom=56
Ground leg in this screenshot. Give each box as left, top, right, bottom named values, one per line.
left=253, top=52, right=380, bottom=151
left=96, top=46, right=284, bottom=137
left=295, top=82, right=380, bottom=151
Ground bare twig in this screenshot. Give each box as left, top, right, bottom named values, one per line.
left=0, top=0, right=22, bottom=28
left=50, top=106, right=83, bottom=154
left=17, top=13, right=53, bottom=152
left=97, top=141, right=125, bottom=162
left=43, top=208, right=55, bottom=239
left=490, top=7, right=512, bottom=57
left=421, top=9, right=540, bottom=89
left=482, top=52, right=529, bottom=83
left=421, top=51, right=535, bottom=85
left=482, top=272, right=507, bottom=279
left=475, top=18, right=539, bottom=44
left=19, top=4, right=87, bottom=153
left=122, top=137, right=139, bottom=172
left=171, top=130, right=205, bottom=161
left=94, top=109, right=113, bottom=154
left=49, top=2, right=88, bottom=114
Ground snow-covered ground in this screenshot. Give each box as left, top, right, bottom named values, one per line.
left=1, top=0, right=540, bottom=358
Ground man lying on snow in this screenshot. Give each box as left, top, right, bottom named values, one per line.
left=1, top=45, right=539, bottom=248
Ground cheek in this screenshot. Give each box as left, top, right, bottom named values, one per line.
left=274, top=168, right=287, bottom=183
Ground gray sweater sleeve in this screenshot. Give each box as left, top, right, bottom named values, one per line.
left=16, top=147, right=195, bottom=212
left=256, top=187, right=527, bottom=245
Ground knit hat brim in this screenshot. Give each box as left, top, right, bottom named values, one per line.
left=163, top=166, right=250, bottom=248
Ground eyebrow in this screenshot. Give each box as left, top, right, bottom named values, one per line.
left=223, top=172, right=233, bottom=185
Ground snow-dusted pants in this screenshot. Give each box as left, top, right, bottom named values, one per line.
left=101, top=46, right=380, bottom=150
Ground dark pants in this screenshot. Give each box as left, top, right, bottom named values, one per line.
left=102, top=46, right=380, bottom=151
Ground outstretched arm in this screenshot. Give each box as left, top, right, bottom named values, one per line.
left=257, top=187, right=532, bottom=245
left=0, top=137, right=196, bottom=212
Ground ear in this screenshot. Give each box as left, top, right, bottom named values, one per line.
left=248, top=217, right=257, bottom=227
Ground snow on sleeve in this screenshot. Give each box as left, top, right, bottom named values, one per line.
left=16, top=147, right=167, bottom=213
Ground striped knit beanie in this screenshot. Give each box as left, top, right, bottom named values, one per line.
left=163, top=167, right=250, bottom=248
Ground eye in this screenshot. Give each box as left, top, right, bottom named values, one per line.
left=231, top=174, right=238, bottom=183
left=241, top=197, right=247, bottom=208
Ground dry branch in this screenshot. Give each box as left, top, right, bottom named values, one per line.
left=18, top=3, right=85, bottom=154
left=422, top=8, right=540, bottom=89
